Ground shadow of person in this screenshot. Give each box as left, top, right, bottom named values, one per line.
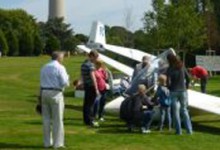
left=192, top=121, right=220, bottom=135
left=208, top=89, right=220, bottom=97
left=24, top=120, right=42, bottom=125
left=65, top=104, right=82, bottom=112
left=0, top=143, right=42, bottom=149
left=97, top=127, right=129, bottom=134
left=64, top=91, right=75, bottom=98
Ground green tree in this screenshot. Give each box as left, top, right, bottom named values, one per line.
left=106, top=26, right=134, bottom=47
left=212, top=0, right=220, bottom=29
left=143, top=0, right=206, bottom=62
left=6, top=30, right=19, bottom=56
left=33, top=33, right=44, bottom=56
left=133, top=30, right=148, bottom=51
left=143, top=0, right=167, bottom=50
left=0, top=9, right=42, bottom=56
left=63, top=36, right=79, bottom=52
left=45, top=35, right=61, bottom=54
left=0, top=30, right=9, bottom=55
left=19, top=29, right=34, bottom=56
left=75, top=34, right=88, bottom=44
left=39, top=18, right=74, bottom=52
left=107, top=36, right=124, bottom=46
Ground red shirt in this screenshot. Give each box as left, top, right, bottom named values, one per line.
left=190, top=66, right=208, bottom=78
left=95, top=68, right=107, bottom=92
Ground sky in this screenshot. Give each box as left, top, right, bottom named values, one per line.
left=0, top=0, right=153, bottom=35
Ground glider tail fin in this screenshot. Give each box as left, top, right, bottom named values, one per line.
left=87, top=21, right=106, bottom=50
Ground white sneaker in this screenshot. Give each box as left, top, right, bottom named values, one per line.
left=99, top=117, right=105, bottom=122
left=146, top=130, right=151, bottom=133
left=54, top=146, right=66, bottom=149
left=141, top=127, right=151, bottom=134
left=91, top=121, right=100, bottom=127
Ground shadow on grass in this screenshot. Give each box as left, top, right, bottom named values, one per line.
left=25, top=120, right=42, bottom=125
left=24, top=118, right=84, bottom=127
left=65, top=104, right=82, bottom=112
left=64, top=117, right=84, bottom=126
left=100, top=123, right=125, bottom=128
left=103, top=117, right=122, bottom=122
left=64, top=91, right=75, bottom=98
left=193, top=121, right=220, bottom=135
left=0, top=143, right=42, bottom=149
left=97, top=125, right=129, bottom=134
left=194, top=119, right=220, bottom=124
left=208, top=90, right=220, bottom=97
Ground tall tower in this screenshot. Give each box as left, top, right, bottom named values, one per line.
left=49, top=0, right=65, bottom=20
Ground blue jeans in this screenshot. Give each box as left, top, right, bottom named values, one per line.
left=142, top=110, right=154, bottom=130
left=93, top=91, right=107, bottom=119
left=159, top=107, right=172, bottom=131
left=171, top=91, right=193, bottom=134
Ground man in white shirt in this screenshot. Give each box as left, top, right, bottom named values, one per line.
left=40, top=51, right=69, bottom=149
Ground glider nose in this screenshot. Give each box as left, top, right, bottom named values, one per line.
left=104, top=96, right=125, bottom=115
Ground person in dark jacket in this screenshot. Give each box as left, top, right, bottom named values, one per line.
left=81, top=50, right=100, bottom=127
left=167, top=54, right=193, bottom=135
left=129, top=84, right=155, bottom=134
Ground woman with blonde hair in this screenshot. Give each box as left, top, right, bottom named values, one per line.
left=93, top=59, right=108, bottom=121
left=154, top=74, right=172, bottom=132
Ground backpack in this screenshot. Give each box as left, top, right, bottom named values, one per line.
left=157, top=86, right=171, bottom=107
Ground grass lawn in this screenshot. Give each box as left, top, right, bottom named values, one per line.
left=0, top=56, right=220, bottom=150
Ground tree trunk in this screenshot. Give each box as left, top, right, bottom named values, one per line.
left=182, top=50, right=186, bottom=66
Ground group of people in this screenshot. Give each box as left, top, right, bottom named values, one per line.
left=121, top=53, right=193, bottom=134
left=123, top=53, right=208, bottom=135
left=39, top=50, right=208, bottom=148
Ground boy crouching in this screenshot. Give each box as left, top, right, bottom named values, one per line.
left=128, top=84, right=155, bottom=134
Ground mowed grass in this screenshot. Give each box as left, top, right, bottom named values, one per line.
left=0, top=56, right=220, bottom=150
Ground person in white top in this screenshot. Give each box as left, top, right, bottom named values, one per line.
left=40, top=51, right=69, bottom=149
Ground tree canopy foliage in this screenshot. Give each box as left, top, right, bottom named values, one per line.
left=39, top=18, right=79, bottom=54
left=0, top=9, right=40, bottom=56
left=143, top=0, right=206, bottom=53
left=0, top=29, right=9, bottom=55
left=0, top=9, right=79, bottom=56
left=1, top=1, right=220, bottom=57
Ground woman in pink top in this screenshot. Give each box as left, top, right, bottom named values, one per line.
left=93, top=59, right=108, bottom=121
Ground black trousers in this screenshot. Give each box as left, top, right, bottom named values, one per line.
left=83, top=86, right=96, bottom=125
left=200, top=76, right=208, bottom=93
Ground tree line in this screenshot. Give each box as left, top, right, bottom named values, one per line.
left=0, top=9, right=81, bottom=56
left=105, top=0, right=220, bottom=56
left=0, top=9, right=41, bottom=56
left=0, top=0, right=220, bottom=59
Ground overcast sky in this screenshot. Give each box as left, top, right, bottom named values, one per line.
left=0, top=0, right=152, bottom=35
